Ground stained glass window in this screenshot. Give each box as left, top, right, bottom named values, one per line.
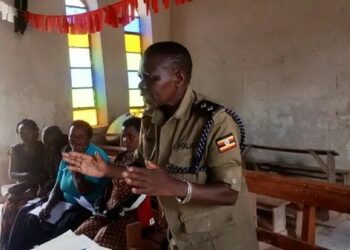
left=127, top=72, right=140, bottom=89
left=125, top=34, right=141, bottom=53
left=71, top=69, right=93, bottom=88
left=73, top=109, right=98, bottom=126
left=66, top=1, right=98, bottom=126
left=68, top=34, right=89, bottom=47
left=126, top=53, right=141, bottom=71
left=124, top=15, right=144, bottom=118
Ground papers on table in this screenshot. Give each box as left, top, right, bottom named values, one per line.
left=29, top=201, right=73, bottom=224
left=74, top=196, right=106, bottom=217
left=32, top=230, right=111, bottom=250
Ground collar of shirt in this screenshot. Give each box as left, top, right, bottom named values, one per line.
left=151, top=87, right=195, bottom=125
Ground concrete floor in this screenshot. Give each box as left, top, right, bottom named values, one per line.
left=316, top=214, right=350, bottom=250
left=260, top=214, right=350, bottom=250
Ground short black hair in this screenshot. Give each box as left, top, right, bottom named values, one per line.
left=16, top=119, right=39, bottom=133
left=70, top=120, right=93, bottom=138
left=123, top=117, right=141, bottom=132
left=143, top=41, right=193, bottom=80
left=42, top=125, right=64, bottom=139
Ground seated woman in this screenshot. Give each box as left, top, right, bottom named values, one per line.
left=7, top=125, right=68, bottom=250
left=75, top=117, right=142, bottom=250
left=37, top=125, right=68, bottom=197
left=19, top=120, right=110, bottom=250
left=0, top=119, right=45, bottom=249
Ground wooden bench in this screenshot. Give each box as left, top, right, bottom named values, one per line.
left=242, top=144, right=350, bottom=185
left=127, top=171, right=340, bottom=250
left=246, top=170, right=350, bottom=249
left=256, top=195, right=290, bottom=235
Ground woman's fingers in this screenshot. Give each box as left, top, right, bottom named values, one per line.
left=68, top=165, right=82, bottom=173
left=62, top=152, right=93, bottom=166
left=126, top=167, right=149, bottom=176
left=146, top=161, right=159, bottom=170
left=131, top=187, right=149, bottom=194
left=125, top=179, right=149, bottom=189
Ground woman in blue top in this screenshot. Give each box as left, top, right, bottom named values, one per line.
left=20, top=120, right=110, bottom=250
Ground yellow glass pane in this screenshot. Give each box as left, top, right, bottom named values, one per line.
left=130, top=108, right=144, bottom=118
left=68, top=34, right=89, bottom=47
left=129, top=89, right=144, bottom=107
left=73, top=109, right=97, bottom=126
left=126, top=53, right=141, bottom=71
left=125, top=34, right=141, bottom=53
left=72, top=89, right=95, bottom=108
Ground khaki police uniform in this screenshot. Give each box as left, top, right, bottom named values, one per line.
left=136, top=87, right=258, bottom=250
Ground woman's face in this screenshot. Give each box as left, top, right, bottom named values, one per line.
left=121, top=126, right=139, bottom=152
left=69, top=125, right=90, bottom=153
left=43, top=132, right=59, bottom=152
left=18, top=124, right=38, bottom=146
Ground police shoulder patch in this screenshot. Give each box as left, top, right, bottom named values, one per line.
left=216, top=133, right=237, bottom=153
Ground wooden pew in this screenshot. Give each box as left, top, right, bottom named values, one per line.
left=242, top=144, right=350, bottom=185
left=245, top=170, right=350, bottom=249
left=126, top=170, right=350, bottom=249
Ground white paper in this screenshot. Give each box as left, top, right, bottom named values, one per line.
left=32, top=230, right=111, bottom=250
left=0, top=1, right=16, bottom=23
left=74, top=196, right=106, bottom=217
left=6, top=6, right=15, bottom=23
left=0, top=1, right=9, bottom=21
left=26, top=197, right=41, bottom=205
left=29, top=201, right=73, bottom=224
left=122, top=194, right=146, bottom=212
left=0, top=183, right=16, bottom=196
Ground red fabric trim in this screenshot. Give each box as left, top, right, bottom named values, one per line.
left=25, top=0, right=190, bottom=34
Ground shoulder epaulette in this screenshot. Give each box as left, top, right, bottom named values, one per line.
left=167, top=99, right=246, bottom=175
left=195, top=100, right=222, bottom=115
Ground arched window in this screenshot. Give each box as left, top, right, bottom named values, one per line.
left=124, top=10, right=144, bottom=117
left=65, top=0, right=98, bottom=125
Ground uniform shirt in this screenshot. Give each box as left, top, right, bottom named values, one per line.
left=136, top=87, right=258, bottom=250
left=56, top=143, right=110, bottom=204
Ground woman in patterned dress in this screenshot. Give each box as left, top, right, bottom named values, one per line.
left=75, top=117, right=141, bottom=250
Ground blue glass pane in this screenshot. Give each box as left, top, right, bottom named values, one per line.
left=66, top=6, right=86, bottom=15
left=71, top=69, right=93, bottom=88
left=128, top=71, right=140, bottom=89
left=124, top=18, right=140, bottom=33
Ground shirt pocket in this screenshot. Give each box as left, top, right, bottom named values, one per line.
left=168, top=149, right=193, bottom=168
left=180, top=207, right=235, bottom=234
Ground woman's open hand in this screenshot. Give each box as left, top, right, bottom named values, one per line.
left=63, top=152, right=109, bottom=178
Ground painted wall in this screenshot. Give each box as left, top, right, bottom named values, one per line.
left=169, top=0, right=350, bottom=169
left=1, top=0, right=349, bottom=186
left=0, top=0, right=72, bottom=184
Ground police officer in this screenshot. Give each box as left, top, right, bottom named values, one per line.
left=65, top=41, right=258, bottom=250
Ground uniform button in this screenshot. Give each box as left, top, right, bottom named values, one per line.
left=232, top=178, right=237, bottom=184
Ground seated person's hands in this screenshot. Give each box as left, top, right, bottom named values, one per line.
left=38, top=206, right=51, bottom=220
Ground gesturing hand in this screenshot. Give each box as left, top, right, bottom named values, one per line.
left=122, top=161, right=183, bottom=197
left=63, top=152, right=109, bottom=178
